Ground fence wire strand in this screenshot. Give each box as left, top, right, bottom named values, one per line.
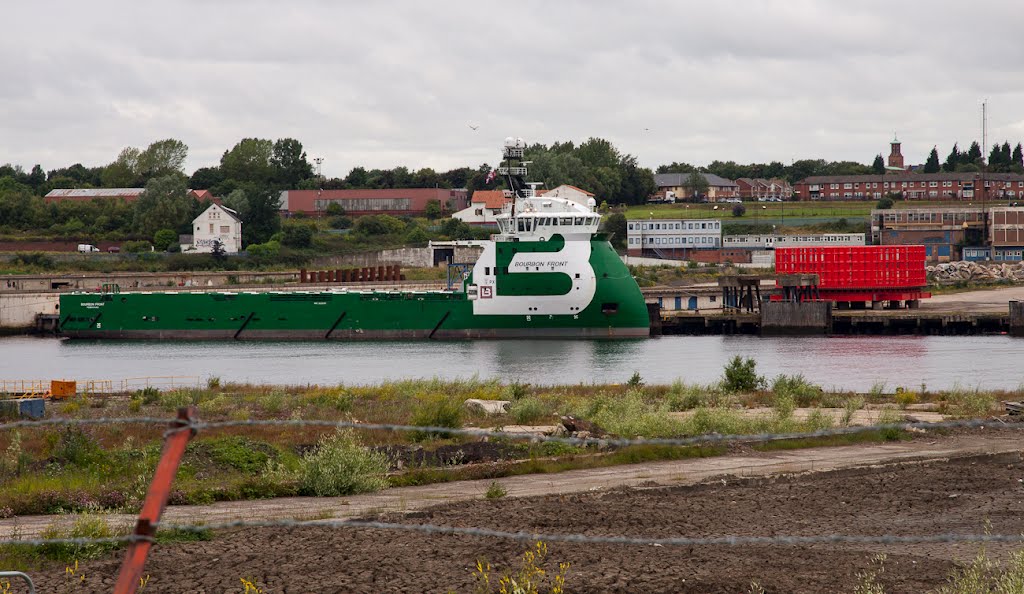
left=0, top=414, right=1014, bottom=448
left=0, top=535, right=149, bottom=547
left=156, top=518, right=1024, bottom=548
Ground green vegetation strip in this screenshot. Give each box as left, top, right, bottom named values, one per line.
left=0, top=363, right=1009, bottom=521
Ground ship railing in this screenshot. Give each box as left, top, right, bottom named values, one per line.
left=497, top=166, right=528, bottom=176
left=0, top=379, right=48, bottom=398
left=503, top=147, right=525, bottom=158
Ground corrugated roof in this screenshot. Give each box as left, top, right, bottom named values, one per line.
left=655, top=173, right=738, bottom=188
left=45, top=188, right=144, bottom=198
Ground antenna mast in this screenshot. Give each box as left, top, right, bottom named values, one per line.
left=982, top=100, right=988, bottom=161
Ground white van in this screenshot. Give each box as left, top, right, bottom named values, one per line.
left=77, top=244, right=100, bottom=253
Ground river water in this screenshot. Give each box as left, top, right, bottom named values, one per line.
left=1, top=335, right=1021, bottom=392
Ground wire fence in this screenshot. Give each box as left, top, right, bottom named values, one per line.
left=0, top=414, right=1001, bottom=447
left=0, top=409, right=1020, bottom=593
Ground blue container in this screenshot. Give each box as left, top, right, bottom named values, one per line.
left=0, top=398, right=45, bottom=419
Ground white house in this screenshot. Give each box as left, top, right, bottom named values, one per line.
left=541, top=184, right=595, bottom=207
left=451, top=190, right=510, bottom=225
left=183, top=204, right=242, bottom=253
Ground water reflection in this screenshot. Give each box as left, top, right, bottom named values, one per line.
left=0, top=335, right=1014, bottom=391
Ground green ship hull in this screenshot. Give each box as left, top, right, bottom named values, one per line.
left=58, top=237, right=650, bottom=340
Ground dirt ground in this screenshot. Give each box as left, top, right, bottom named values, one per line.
left=922, top=284, right=1024, bottom=313
left=27, top=440, right=1024, bottom=594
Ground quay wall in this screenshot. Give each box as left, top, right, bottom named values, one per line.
left=760, top=301, right=832, bottom=335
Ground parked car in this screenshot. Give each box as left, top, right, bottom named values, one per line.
left=107, top=246, right=121, bottom=253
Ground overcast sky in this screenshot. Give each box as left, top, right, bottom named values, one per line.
left=3, top=1, right=1023, bottom=178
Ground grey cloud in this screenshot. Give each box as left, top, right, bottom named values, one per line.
left=2, top=0, right=1022, bottom=178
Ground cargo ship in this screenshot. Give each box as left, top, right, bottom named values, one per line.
left=58, top=138, right=650, bottom=339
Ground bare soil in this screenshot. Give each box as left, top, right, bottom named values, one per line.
left=26, top=436, right=1024, bottom=593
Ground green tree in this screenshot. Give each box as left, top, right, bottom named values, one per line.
left=966, top=141, right=983, bottom=165
left=153, top=228, right=178, bottom=251
left=943, top=143, right=961, bottom=172
left=1013, top=143, right=1024, bottom=171
left=871, top=154, right=885, bottom=174
left=189, top=166, right=224, bottom=191
left=656, top=162, right=696, bottom=174
left=101, top=147, right=142, bottom=187
left=270, top=138, right=314, bottom=188
left=424, top=199, right=442, bottom=219
left=876, top=197, right=894, bottom=210
left=923, top=147, right=941, bottom=173
left=236, top=185, right=281, bottom=245
left=602, top=212, right=627, bottom=248
left=220, top=138, right=274, bottom=184
left=685, top=171, right=709, bottom=200
left=133, top=175, right=192, bottom=237
left=138, top=139, right=188, bottom=181
left=616, top=156, right=656, bottom=205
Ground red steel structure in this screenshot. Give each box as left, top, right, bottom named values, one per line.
left=774, top=245, right=930, bottom=305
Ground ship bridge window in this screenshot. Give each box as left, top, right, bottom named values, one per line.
left=560, top=217, right=572, bottom=225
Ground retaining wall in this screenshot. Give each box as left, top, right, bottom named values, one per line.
left=760, top=301, right=832, bottom=335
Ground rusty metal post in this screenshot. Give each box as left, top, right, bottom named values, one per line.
left=113, top=407, right=198, bottom=594
left=299, top=269, right=307, bottom=283
left=335, top=269, right=342, bottom=283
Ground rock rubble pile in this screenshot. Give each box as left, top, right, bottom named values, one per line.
left=927, top=261, right=1024, bottom=284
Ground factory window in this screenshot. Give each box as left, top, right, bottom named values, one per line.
left=628, top=223, right=634, bottom=230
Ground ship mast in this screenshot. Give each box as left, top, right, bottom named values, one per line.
left=499, top=137, right=529, bottom=218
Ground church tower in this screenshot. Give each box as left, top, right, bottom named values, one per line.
left=887, top=135, right=905, bottom=170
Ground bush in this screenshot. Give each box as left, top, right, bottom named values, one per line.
left=281, top=223, right=314, bottom=248
left=876, top=197, right=894, bottom=210
left=411, top=395, right=463, bottom=440
left=354, top=214, right=405, bottom=236
left=297, top=430, right=390, bottom=496
left=10, top=252, right=55, bottom=269
left=722, top=356, right=764, bottom=393
left=731, top=203, right=746, bottom=217
left=153, top=228, right=177, bottom=251
left=246, top=240, right=281, bottom=259
left=38, top=514, right=123, bottom=561
left=509, top=396, right=548, bottom=425
left=425, top=199, right=442, bottom=219
left=122, top=240, right=153, bottom=253
left=583, top=390, right=684, bottom=438
left=770, top=374, right=822, bottom=407
left=943, top=384, right=994, bottom=418
left=484, top=481, right=507, bottom=499
left=405, top=226, right=431, bottom=245
left=328, top=215, right=352, bottom=229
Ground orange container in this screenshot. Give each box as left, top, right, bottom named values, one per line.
left=50, top=380, right=77, bottom=399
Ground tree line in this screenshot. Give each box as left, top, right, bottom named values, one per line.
left=3, top=135, right=1023, bottom=245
